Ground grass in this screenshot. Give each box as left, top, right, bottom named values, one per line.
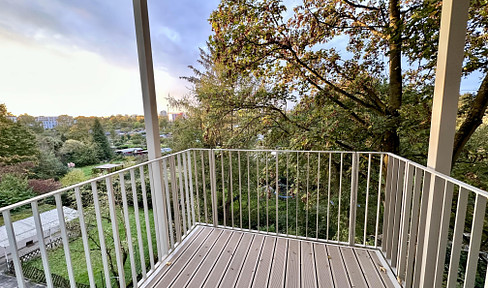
left=0, top=203, right=55, bottom=226
left=78, top=159, right=125, bottom=178
left=25, top=206, right=156, bottom=287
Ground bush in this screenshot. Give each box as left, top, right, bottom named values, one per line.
left=60, top=140, right=99, bottom=166
left=28, top=179, right=62, bottom=195
left=32, top=151, right=68, bottom=180
left=0, top=174, right=34, bottom=208
left=60, top=169, right=86, bottom=187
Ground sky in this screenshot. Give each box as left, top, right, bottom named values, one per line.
left=0, top=0, right=483, bottom=117
left=0, top=0, right=220, bottom=117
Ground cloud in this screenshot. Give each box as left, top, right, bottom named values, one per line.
left=0, top=0, right=221, bottom=115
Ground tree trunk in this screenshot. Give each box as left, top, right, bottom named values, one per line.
left=452, top=73, right=488, bottom=163
left=384, top=0, right=403, bottom=154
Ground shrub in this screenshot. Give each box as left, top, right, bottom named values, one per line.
left=28, top=179, right=62, bottom=195
left=0, top=174, right=34, bottom=208
left=60, top=169, right=86, bottom=187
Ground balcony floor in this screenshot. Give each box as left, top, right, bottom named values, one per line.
left=142, top=226, right=400, bottom=288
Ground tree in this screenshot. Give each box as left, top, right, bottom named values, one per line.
left=0, top=174, right=34, bottom=208
left=0, top=108, right=40, bottom=165
left=92, top=119, right=113, bottom=161
left=60, top=139, right=99, bottom=166
left=208, top=0, right=487, bottom=161
left=17, top=114, right=43, bottom=133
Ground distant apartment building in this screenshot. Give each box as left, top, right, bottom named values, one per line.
left=168, top=112, right=185, bottom=122
left=6, top=116, right=17, bottom=122
left=36, top=116, right=58, bottom=129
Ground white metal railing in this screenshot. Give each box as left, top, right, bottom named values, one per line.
left=1, top=149, right=488, bottom=288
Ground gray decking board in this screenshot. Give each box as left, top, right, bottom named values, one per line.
left=267, top=237, right=287, bottom=288
left=217, top=233, right=255, bottom=288
left=355, top=248, right=386, bottom=288
left=146, top=226, right=399, bottom=288
left=327, top=245, right=352, bottom=287
left=301, top=241, right=318, bottom=288
left=314, top=243, right=334, bottom=288
left=202, top=231, right=245, bottom=287
left=341, top=247, right=369, bottom=288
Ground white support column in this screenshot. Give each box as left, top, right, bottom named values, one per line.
left=419, top=0, right=470, bottom=286
left=132, top=0, right=169, bottom=256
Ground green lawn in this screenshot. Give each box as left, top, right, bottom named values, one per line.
left=25, top=206, right=156, bottom=287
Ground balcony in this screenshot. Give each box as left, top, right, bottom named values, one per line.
left=1, top=149, right=487, bottom=287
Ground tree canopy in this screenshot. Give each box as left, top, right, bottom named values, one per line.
left=206, top=0, right=488, bottom=162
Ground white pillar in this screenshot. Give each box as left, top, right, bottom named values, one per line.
left=420, top=0, right=470, bottom=286
left=132, top=0, right=169, bottom=256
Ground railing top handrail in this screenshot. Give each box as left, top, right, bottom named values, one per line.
left=0, top=149, right=192, bottom=214
left=189, top=148, right=385, bottom=154
left=385, top=152, right=488, bottom=198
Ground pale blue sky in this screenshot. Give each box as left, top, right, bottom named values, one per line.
left=0, top=0, right=482, bottom=117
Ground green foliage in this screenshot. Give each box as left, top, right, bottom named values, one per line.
left=0, top=117, right=40, bottom=165
left=17, top=114, right=43, bottom=133
left=91, top=118, right=113, bottom=161
left=60, top=169, right=86, bottom=187
left=33, top=150, right=68, bottom=180
left=0, top=174, right=34, bottom=208
left=60, top=139, right=99, bottom=166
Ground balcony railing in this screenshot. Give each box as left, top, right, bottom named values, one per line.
left=1, top=149, right=487, bottom=287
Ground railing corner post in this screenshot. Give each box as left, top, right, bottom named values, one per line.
left=349, top=152, right=359, bottom=246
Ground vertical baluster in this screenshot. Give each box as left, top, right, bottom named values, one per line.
left=266, top=152, right=269, bottom=233
left=296, top=152, right=299, bottom=238
left=275, top=151, right=279, bottom=235
left=74, top=187, right=96, bottom=287
left=193, top=150, right=201, bottom=223
left=147, top=164, right=162, bottom=259
left=386, top=157, right=399, bottom=257
left=177, top=154, right=188, bottom=234
left=92, top=181, right=115, bottom=286
left=405, top=167, right=422, bottom=287
left=139, top=166, right=155, bottom=269
left=306, top=152, right=310, bottom=238
left=31, top=201, right=54, bottom=287
left=182, top=153, right=192, bottom=229
left=257, top=151, right=260, bottom=230
left=349, top=153, right=359, bottom=246
left=398, top=164, right=415, bottom=279
left=338, top=152, right=343, bottom=242
left=247, top=152, right=251, bottom=229
left=170, top=157, right=182, bottom=242
left=239, top=151, right=243, bottom=230
left=316, top=153, right=321, bottom=240
left=327, top=153, right=332, bottom=241
left=210, top=150, right=219, bottom=226
left=463, top=194, right=487, bottom=288
left=364, top=154, right=372, bottom=245
left=446, top=187, right=468, bottom=288
left=221, top=151, right=226, bottom=227
left=130, top=169, right=147, bottom=278
left=106, top=177, right=126, bottom=288
left=201, top=151, right=208, bottom=223
left=412, top=171, right=431, bottom=287
left=229, top=151, right=234, bottom=228
left=375, top=154, right=383, bottom=248
left=390, top=160, right=405, bottom=266
left=162, top=159, right=174, bottom=248
left=286, top=152, right=289, bottom=236
left=382, top=155, right=393, bottom=253
left=3, top=210, right=25, bottom=288
left=119, top=172, right=138, bottom=286
left=434, top=181, right=455, bottom=287
left=55, top=194, right=76, bottom=288
left=187, top=151, right=196, bottom=226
